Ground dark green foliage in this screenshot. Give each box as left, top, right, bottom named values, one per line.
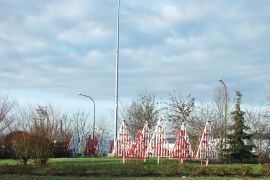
left=0, top=132, right=22, bottom=159
left=0, top=144, right=15, bottom=159
left=223, top=91, right=256, bottom=163
left=64, top=164, right=88, bottom=176
left=0, top=164, right=34, bottom=175
left=197, top=164, right=252, bottom=176
left=53, top=142, right=70, bottom=158
left=45, top=163, right=254, bottom=177
left=260, top=164, right=270, bottom=175
left=0, top=157, right=266, bottom=177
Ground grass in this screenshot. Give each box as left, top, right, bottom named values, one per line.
left=48, top=157, right=122, bottom=166
left=0, top=157, right=167, bottom=164
left=250, top=164, right=261, bottom=175
left=0, top=157, right=123, bottom=166
left=0, top=159, right=20, bottom=165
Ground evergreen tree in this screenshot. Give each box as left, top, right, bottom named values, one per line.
left=224, top=91, right=256, bottom=163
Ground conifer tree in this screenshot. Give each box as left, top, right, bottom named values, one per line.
left=224, top=91, right=256, bottom=163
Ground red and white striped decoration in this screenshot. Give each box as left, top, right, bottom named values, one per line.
left=169, top=122, right=193, bottom=164
left=113, top=120, right=133, bottom=157
left=193, top=119, right=218, bottom=165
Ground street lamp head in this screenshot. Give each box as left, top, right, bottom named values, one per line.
left=76, top=92, right=96, bottom=145
left=218, top=78, right=223, bottom=82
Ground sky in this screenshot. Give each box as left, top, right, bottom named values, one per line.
left=0, top=0, right=270, bottom=121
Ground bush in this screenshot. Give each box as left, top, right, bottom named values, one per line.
left=141, top=165, right=157, bottom=175
left=260, top=164, right=270, bottom=176
left=2, top=131, right=27, bottom=159
left=0, top=164, right=33, bottom=174
left=46, top=166, right=58, bottom=175
left=30, top=134, right=54, bottom=164
left=9, top=131, right=54, bottom=165
left=0, top=159, right=262, bottom=177
left=53, top=142, right=70, bottom=158
left=10, top=131, right=32, bottom=165
left=0, top=144, right=15, bottom=159
left=180, top=164, right=200, bottom=176
left=197, top=164, right=252, bottom=176
left=158, top=163, right=178, bottom=176
left=63, top=164, right=88, bottom=176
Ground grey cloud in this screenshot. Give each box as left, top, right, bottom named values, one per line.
left=0, top=0, right=269, bottom=105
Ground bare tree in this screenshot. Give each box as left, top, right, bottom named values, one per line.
left=95, top=114, right=113, bottom=155
left=12, top=104, right=68, bottom=163
left=13, top=105, right=33, bottom=132
left=213, top=84, right=231, bottom=149
left=125, top=93, right=159, bottom=137
left=33, top=105, right=69, bottom=142
left=266, top=84, right=270, bottom=119
left=71, top=111, right=90, bottom=137
left=245, top=107, right=270, bottom=161
left=10, top=105, right=40, bottom=164
left=3, top=106, right=31, bottom=160
left=69, top=110, right=90, bottom=156
left=165, top=91, right=195, bottom=130
left=0, top=95, right=15, bottom=133
left=214, top=85, right=226, bottom=124
left=61, top=113, right=72, bottom=137
left=192, top=102, right=217, bottom=134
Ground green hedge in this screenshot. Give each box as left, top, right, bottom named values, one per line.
left=260, top=164, right=270, bottom=175
left=45, top=163, right=255, bottom=176
left=0, top=162, right=267, bottom=177
left=196, top=165, right=252, bottom=176
left=0, top=165, right=34, bottom=175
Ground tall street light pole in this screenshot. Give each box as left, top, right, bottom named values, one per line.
left=219, top=79, right=228, bottom=149
left=77, top=93, right=96, bottom=141
left=114, top=0, right=120, bottom=149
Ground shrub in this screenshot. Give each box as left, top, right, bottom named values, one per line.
left=158, top=164, right=178, bottom=176
left=10, top=131, right=32, bottom=165
left=227, top=165, right=251, bottom=176
left=260, top=164, right=270, bottom=176
left=180, top=164, right=200, bottom=176
left=30, top=134, right=53, bottom=164
left=10, top=131, right=54, bottom=165
left=64, top=164, right=88, bottom=176
left=0, top=144, right=15, bottom=159
left=196, top=164, right=252, bottom=176
left=46, top=166, right=58, bottom=175
left=0, top=164, right=33, bottom=174
left=53, top=142, right=70, bottom=158
left=142, top=165, right=157, bottom=175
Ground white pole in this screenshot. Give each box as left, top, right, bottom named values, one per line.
left=114, top=0, right=120, bottom=154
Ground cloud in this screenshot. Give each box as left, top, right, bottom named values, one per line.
left=0, top=0, right=269, bottom=107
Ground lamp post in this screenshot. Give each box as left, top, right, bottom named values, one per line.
left=114, top=0, right=120, bottom=150
left=77, top=93, right=96, bottom=141
left=218, top=79, right=228, bottom=149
